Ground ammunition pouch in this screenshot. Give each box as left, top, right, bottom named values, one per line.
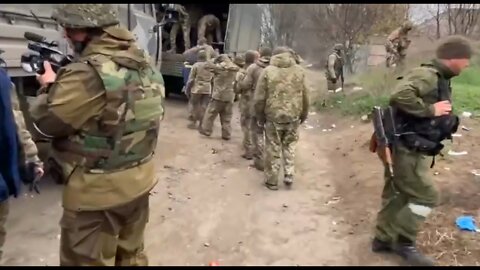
left=398, top=114, right=459, bottom=156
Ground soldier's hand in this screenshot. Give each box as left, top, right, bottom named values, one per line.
left=34, top=165, right=44, bottom=179
left=36, top=61, right=57, bottom=87
left=433, top=100, right=452, bottom=116
left=331, top=78, right=337, bottom=84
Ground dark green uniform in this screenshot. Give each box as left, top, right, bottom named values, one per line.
left=375, top=59, right=456, bottom=244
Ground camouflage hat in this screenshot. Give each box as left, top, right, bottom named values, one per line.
left=436, top=35, right=473, bottom=60
left=197, top=50, right=208, bottom=61
left=245, top=50, right=257, bottom=64
left=233, top=54, right=245, bottom=66
left=259, top=47, right=272, bottom=58
left=334, top=43, right=344, bottom=51
left=52, top=4, right=119, bottom=28
left=402, top=21, right=413, bottom=31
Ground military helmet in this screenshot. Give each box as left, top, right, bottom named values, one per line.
left=402, top=21, right=413, bottom=31
left=233, top=54, right=245, bottom=66
left=52, top=4, right=119, bottom=28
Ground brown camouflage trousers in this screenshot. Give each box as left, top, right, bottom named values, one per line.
left=60, top=194, right=149, bottom=266
left=187, top=97, right=194, bottom=121
left=250, top=115, right=265, bottom=170
left=190, top=93, right=210, bottom=126
left=201, top=99, right=233, bottom=139
left=170, top=21, right=191, bottom=51
left=0, top=200, right=8, bottom=261
left=239, top=95, right=253, bottom=156
left=264, top=120, right=300, bottom=186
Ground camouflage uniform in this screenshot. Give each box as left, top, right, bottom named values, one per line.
left=31, top=5, right=165, bottom=266
left=185, top=50, right=214, bottom=129
left=0, top=83, right=43, bottom=260
left=240, top=55, right=270, bottom=170
left=373, top=55, right=469, bottom=266
left=200, top=55, right=239, bottom=140
left=168, top=4, right=191, bottom=53
left=254, top=48, right=309, bottom=189
left=325, top=44, right=344, bottom=92
left=386, top=21, right=413, bottom=68
left=197, top=14, right=223, bottom=45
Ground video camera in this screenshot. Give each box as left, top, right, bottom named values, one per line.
left=21, top=32, right=73, bottom=75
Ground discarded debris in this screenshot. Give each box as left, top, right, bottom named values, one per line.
left=308, top=111, right=317, bottom=115
left=322, top=129, right=328, bottom=132
left=211, top=148, right=218, bottom=154
left=325, top=196, right=341, bottom=205
left=456, top=216, right=479, bottom=232
left=461, top=125, right=471, bottom=131
left=304, top=124, right=314, bottom=130
left=350, top=125, right=355, bottom=129
left=451, top=134, right=462, bottom=137
left=444, top=167, right=450, bottom=171
left=448, top=150, right=468, bottom=156
left=163, top=165, right=173, bottom=169
left=331, top=124, right=336, bottom=129
left=282, top=203, right=288, bottom=208
left=461, top=111, right=473, bottom=118
left=334, top=87, right=343, bottom=93
left=361, top=115, right=369, bottom=122
left=470, top=170, right=480, bottom=176
left=208, top=260, right=219, bottom=266
left=434, top=172, right=439, bottom=176
left=352, top=86, right=363, bottom=91
left=245, top=193, right=251, bottom=197
left=204, top=242, right=211, bottom=247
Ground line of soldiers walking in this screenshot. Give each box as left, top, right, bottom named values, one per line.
left=184, top=45, right=309, bottom=190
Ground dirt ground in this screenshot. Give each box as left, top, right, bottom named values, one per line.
left=2, top=71, right=480, bottom=266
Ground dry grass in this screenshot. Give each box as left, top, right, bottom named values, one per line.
left=418, top=207, right=480, bottom=266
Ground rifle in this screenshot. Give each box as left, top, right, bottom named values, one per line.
left=370, top=106, right=397, bottom=177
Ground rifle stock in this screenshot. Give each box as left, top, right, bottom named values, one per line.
left=371, top=106, right=394, bottom=177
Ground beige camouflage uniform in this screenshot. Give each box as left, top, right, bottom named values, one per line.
left=325, top=44, right=344, bottom=91
left=30, top=4, right=165, bottom=266
left=240, top=55, right=270, bottom=170
left=168, top=4, right=191, bottom=53
left=386, top=22, right=413, bottom=68
left=254, top=48, right=309, bottom=189
left=0, top=83, right=43, bottom=260
left=200, top=55, right=239, bottom=140
left=197, top=14, right=223, bottom=45
left=185, top=50, right=214, bottom=129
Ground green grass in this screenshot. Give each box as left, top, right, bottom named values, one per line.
left=316, top=57, right=480, bottom=117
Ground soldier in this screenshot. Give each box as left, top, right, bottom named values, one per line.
left=185, top=50, right=215, bottom=129
left=240, top=47, right=272, bottom=169
left=233, top=53, right=246, bottom=103
left=168, top=4, right=191, bottom=53
left=325, top=43, right=344, bottom=93
left=199, top=54, right=239, bottom=140
left=31, top=4, right=165, bottom=266
left=386, top=21, right=413, bottom=68
left=183, top=37, right=218, bottom=62
left=254, top=47, right=309, bottom=190
left=0, top=71, right=43, bottom=261
left=371, top=36, right=472, bottom=266
left=235, top=50, right=258, bottom=160
left=197, top=14, right=223, bottom=46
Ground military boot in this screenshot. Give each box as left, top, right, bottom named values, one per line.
left=393, top=238, right=435, bottom=266
left=283, top=175, right=294, bottom=188
left=199, top=129, right=211, bottom=137
left=253, top=158, right=264, bottom=171
left=264, top=182, right=278, bottom=191
left=371, top=237, right=392, bottom=253
left=187, top=121, right=197, bottom=129
left=241, top=153, right=253, bottom=160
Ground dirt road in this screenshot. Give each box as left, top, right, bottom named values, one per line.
left=3, top=98, right=353, bottom=266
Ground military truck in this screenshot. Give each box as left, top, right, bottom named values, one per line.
left=159, top=4, right=264, bottom=96
left=0, top=4, right=161, bottom=141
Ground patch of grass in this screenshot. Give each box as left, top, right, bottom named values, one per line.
left=316, top=55, right=480, bottom=116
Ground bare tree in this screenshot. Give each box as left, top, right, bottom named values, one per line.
left=446, top=4, right=480, bottom=36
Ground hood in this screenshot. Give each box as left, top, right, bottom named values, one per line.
left=81, top=26, right=150, bottom=70
left=431, top=59, right=456, bottom=79
left=270, top=52, right=296, bottom=68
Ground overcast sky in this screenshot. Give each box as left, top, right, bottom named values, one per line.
left=409, top=4, right=440, bottom=24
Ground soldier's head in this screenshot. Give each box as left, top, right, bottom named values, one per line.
left=52, top=4, right=119, bottom=54
left=198, top=37, right=207, bottom=46
left=273, top=46, right=303, bottom=64
left=333, top=43, right=344, bottom=52
left=401, top=21, right=413, bottom=33
left=245, top=50, right=258, bottom=65
left=233, top=54, right=246, bottom=68
left=259, top=47, right=272, bottom=58
left=197, top=50, right=208, bottom=62
left=436, top=35, right=473, bottom=75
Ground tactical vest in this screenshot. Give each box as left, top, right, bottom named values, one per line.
left=394, top=64, right=459, bottom=156
left=325, top=52, right=343, bottom=78
left=54, top=54, right=165, bottom=173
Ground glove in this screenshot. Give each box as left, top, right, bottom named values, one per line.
left=331, top=78, right=337, bottom=84
left=19, top=162, right=42, bottom=194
